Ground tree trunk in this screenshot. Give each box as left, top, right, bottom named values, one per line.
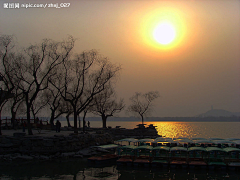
left=11, top=107, right=16, bottom=122
left=66, top=113, right=71, bottom=127
left=26, top=100, right=33, bottom=135
left=102, top=115, right=107, bottom=128
left=78, top=116, right=81, bottom=129
left=50, top=111, right=55, bottom=129
left=141, top=115, right=144, bottom=124
left=73, top=108, right=78, bottom=134
left=0, top=111, right=2, bottom=135
left=32, top=111, right=36, bottom=123
left=82, top=111, right=87, bottom=132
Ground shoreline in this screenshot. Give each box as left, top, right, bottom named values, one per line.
left=0, top=125, right=159, bottom=161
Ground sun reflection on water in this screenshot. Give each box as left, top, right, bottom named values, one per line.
left=145, top=122, right=196, bottom=138
left=144, top=122, right=240, bottom=139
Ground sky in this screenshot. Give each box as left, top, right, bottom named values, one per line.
left=1, top=0, right=240, bottom=117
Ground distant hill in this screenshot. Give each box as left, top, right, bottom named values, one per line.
left=198, top=109, right=240, bottom=117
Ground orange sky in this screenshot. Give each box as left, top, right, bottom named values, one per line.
left=1, top=0, right=240, bottom=117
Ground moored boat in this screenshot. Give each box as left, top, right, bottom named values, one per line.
left=206, top=147, right=226, bottom=170
left=88, top=144, right=119, bottom=165
left=169, top=147, right=188, bottom=168
left=136, top=139, right=154, bottom=146
left=212, top=140, right=236, bottom=148
left=188, top=147, right=207, bottom=169
left=151, top=146, right=170, bottom=168
left=176, top=139, right=194, bottom=148
left=117, top=145, right=136, bottom=166
left=116, top=138, right=138, bottom=146
left=133, top=145, right=153, bottom=167
left=223, top=147, right=240, bottom=170
left=152, top=138, right=175, bottom=147
left=193, top=140, right=213, bottom=148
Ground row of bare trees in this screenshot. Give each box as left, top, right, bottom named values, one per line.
left=0, top=35, right=159, bottom=135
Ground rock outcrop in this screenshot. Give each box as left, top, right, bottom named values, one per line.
left=0, top=132, right=113, bottom=161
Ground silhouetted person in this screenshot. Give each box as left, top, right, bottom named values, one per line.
left=88, top=121, right=90, bottom=128
left=56, top=120, right=61, bottom=132
left=35, top=117, right=39, bottom=124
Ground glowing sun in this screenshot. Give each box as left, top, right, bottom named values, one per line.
left=153, top=21, right=176, bottom=45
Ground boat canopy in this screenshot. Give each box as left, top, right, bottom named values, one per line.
left=170, top=147, right=188, bottom=151
left=205, top=147, right=225, bottom=152
left=136, top=139, right=155, bottom=142
left=153, top=139, right=174, bottom=143
left=213, top=140, right=236, bottom=145
left=223, top=147, right=240, bottom=153
left=188, top=147, right=207, bottom=152
left=194, top=140, right=213, bottom=144
left=96, top=144, right=119, bottom=149
left=154, top=137, right=166, bottom=140
left=209, top=138, right=225, bottom=141
left=117, top=138, right=138, bottom=142
left=176, top=139, right=194, bottom=143
left=232, top=140, right=240, bottom=144
left=226, top=138, right=240, bottom=141
left=173, top=137, right=190, bottom=141
left=191, top=137, right=207, bottom=141
left=135, top=145, right=153, bottom=150
left=153, top=146, right=170, bottom=151
left=119, top=145, right=137, bottom=150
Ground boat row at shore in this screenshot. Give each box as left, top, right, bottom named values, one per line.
left=88, top=137, right=240, bottom=171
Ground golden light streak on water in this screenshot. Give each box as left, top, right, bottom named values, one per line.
left=144, top=122, right=240, bottom=139
left=144, top=122, right=197, bottom=138
left=61, top=120, right=240, bottom=139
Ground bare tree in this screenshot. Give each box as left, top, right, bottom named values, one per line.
left=91, top=86, right=124, bottom=128
left=127, top=91, right=160, bottom=124
left=12, top=36, right=75, bottom=135
left=81, top=102, right=95, bottom=132
left=51, top=50, right=121, bottom=134
left=0, top=35, right=16, bottom=135
left=30, top=94, right=49, bottom=121
left=7, top=89, right=25, bottom=122
left=65, top=109, right=73, bottom=127
left=43, top=86, right=68, bottom=127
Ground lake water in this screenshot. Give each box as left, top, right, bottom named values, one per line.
left=61, top=120, right=240, bottom=139
left=1, top=159, right=240, bottom=180
left=1, top=121, right=240, bottom=179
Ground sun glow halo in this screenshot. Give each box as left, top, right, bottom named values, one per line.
left=139, top=8, right=186, bottom=51
left=153, top=21, right=176, bottom=45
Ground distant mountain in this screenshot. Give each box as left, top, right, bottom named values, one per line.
left=198, top=109, right=240, bottom=117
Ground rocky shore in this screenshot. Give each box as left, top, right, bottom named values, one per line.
left=0, top=132, right=113, bottom=161
left=0, top=124, right=159, bottom=161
